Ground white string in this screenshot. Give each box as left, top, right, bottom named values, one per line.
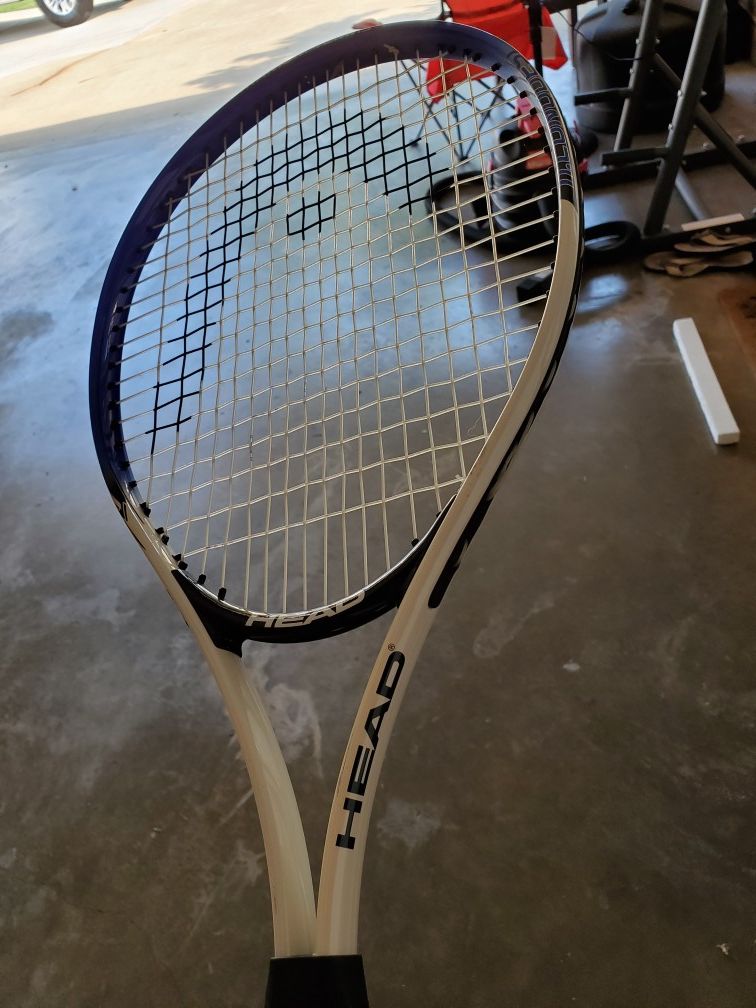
left=115, top=50, right=558, bottom=614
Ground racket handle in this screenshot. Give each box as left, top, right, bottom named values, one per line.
left=265, top=955, right=369, bottom=1007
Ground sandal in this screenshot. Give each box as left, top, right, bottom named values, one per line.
left=643, top=250, right=704, bottom=272
left=675, top=229, right=755, bottom=252
left=665, top=250, right=753, bottom=277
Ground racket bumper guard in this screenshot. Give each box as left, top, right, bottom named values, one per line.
left=265, top=954, right=369, bottom=1008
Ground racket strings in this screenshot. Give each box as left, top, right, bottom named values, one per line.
left=113, top=51, right=558, bottom=614
left=114, top=109, right=545, bottom=379
left=116, top=106, right=542, bottom=341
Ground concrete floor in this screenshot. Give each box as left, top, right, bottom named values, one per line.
left=1, top=2, right=755, bottom=1006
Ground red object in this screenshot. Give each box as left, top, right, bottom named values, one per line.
left=514, top=95, right=552, bottom=171
left=425, top=0, right=567, bottom=103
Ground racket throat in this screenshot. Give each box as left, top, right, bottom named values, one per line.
left=265, top=954, right=369, bottom=1008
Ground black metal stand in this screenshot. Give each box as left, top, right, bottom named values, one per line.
left=569, top=0, right=756, bottom=238
left=527, top=0, right=544, bottom=74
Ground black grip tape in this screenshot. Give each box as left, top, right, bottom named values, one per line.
left=265, top=955, right=369, bottom=1008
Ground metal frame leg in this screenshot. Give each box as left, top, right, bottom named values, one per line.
left=527, top=0, right=544, bottom=74
left=614, top=0, right=664, bottom=151
left=461, top=83, right=506, bottom=163
left=652, top=56, right=756, bottom=187
left=644, top=0, right=726, bottom=234
left=408, top=70, right=507, bottom=166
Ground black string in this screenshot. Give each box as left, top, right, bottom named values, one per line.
left=145, top=66, right=447, bottom=449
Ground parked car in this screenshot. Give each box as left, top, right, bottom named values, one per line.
left=36, top=0, right=93, bottom=26
left=0, top=0, right=93, bottom=28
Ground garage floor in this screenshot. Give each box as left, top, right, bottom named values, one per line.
left=1, top=2, right=755, bottom=1006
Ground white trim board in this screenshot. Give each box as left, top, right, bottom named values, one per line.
left=673, top=317, right=740, bottom=445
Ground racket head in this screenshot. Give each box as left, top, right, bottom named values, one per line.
left=90, top=21, right=582, bottom=648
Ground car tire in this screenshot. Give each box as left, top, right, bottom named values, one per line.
left=35, top=0, right=94, bottom=27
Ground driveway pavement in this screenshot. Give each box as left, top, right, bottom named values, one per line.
left=0, top=0, right=206, bottom=80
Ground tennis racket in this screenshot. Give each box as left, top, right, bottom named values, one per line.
left=90, top=21, right=582, bottom=1007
